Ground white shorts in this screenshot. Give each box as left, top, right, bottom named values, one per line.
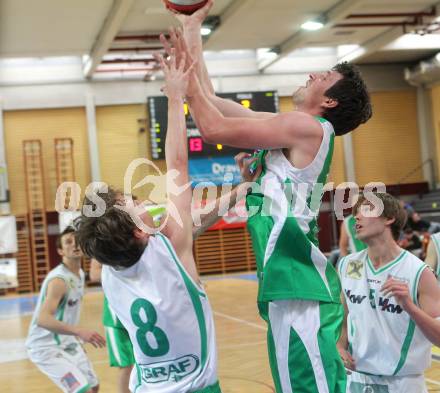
left=347, top=370, right=427, bottom=393
left=28, top=343, right=99, bottom=393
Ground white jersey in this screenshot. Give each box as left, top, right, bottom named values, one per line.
left=101, top=233, right=218, bottom=393
left=26, top=264, right=85, bottom=350
left=339, top=249, right=431, bottom=376
left=430, top=232, right=440, bottom=282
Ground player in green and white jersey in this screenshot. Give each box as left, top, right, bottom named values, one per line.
left=338, top=193, right=440, bottom=392
left=26, top=227, right=105, bottom=393
left=165, top=4, right=372, bottom=391
left=75, top=49, right=257, bottom=393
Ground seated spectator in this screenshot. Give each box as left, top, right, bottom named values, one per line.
left=399, top=228, right=423, bottom=258
left=399, top=199, right=415, bottom=217
left=406, top=212, right=431, bottom=233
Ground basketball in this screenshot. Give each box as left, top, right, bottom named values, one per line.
left=164, top=0, right=208, bottom=15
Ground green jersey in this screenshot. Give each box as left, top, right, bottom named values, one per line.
left=246, top=118, right=340, bottom=304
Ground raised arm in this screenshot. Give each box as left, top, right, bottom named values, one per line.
left=163, top=4, right=275, bottom=119
left=193, top=152, right=262, bottom=239
left=186, top=74, right=322, bottom=149
left=38, top=278, right=105, bottom=348
left=156, top=51, right=200, bottom=281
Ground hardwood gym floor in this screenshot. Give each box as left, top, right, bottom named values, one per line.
left=1, top=274, right=440, bottom=392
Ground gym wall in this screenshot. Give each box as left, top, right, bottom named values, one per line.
left=431, top=83, right=440, bottom=181
left=4, top=107, right=91, bottom=215
left=352, top=90, right=422, bottom=186
left=95, top=104, right=159, bottom=203
left=4, top=90, right=425, bottom=215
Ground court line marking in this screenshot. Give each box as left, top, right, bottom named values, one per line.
left=213, top=311, right=266, bottom=331
left=426, top=377, right=440, bottom=386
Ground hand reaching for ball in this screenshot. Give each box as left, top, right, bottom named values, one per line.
left=154, top=50, right=196, bottom=99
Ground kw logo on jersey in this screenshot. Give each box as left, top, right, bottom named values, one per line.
left=345, top=289, right=366, bottom=304
left=369, top=289, right=403, bottom=314
left=139, top=355, right=199, bottom=383
left=346, top=260, right=363, bottom=280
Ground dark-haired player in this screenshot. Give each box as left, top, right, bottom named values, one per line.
left=164, top=2, right=372, bottom=391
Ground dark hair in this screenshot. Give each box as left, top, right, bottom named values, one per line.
left=74, top=187, right=146, bottom=269
left=353, top=193, right=407, bottom=241
left=56, top=226, right=76, bottom=250
left=322, top=62, right=372, bottom=136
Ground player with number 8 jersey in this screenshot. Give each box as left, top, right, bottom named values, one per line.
left=101, top=232, right=218, bottom=392
left=75, top=42, right=256, bottom=393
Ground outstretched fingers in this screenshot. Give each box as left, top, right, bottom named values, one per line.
left=153, top=53, right=170, bottom=75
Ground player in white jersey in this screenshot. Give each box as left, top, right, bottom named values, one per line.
left=75, top=50, right=258, bottom=393
left=424, top=232, right=440, bottom=282
left=338, top=193, right=440, bottom=393
left=26, top=227, right=106, bottom=393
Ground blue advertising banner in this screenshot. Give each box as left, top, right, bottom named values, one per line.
left=189, top=157, right=241, bottom=186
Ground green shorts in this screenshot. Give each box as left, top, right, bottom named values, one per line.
left=265, top=299, right=346, bottom=393
left=105, top=326, right=135, bottom=368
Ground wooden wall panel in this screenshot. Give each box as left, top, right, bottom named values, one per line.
left=96, top=104, right=164, bottom=203
left=352, top=90, right=422, bottom=186
left=194, top=227, right=256, bottom=275
left=431, top=84, right=440, bottom=182
left=4, top=108, right=90, bottom=214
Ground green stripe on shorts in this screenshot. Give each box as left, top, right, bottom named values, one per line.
left=105, top=326, right=135, bottom=368
left=317, top=302, right=347, bottom=393
left=266, top=301, right=346, bottom=393
left=288, top=327, right=320, bottom=392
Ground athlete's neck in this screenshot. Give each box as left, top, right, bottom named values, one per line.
left=294, top=105, right=324, bottom=118
left=367, top=237, right=402, bottom=269
left=62, top=258, right=81, bottom=277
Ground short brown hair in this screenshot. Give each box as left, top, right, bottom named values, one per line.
left=56, top=226, right=76, bottom=250
left=74, top=187, right=145, bottom=268
left=353, top=193, right=407, bottom=241
left=323, top=62, right=372, bottom=136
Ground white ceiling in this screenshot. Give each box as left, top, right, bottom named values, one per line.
left=0, top=0, right=113, bottom=57
left=0, top=0, right=439, bottom=79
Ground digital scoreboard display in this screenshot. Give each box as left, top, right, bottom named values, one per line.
left=148, top=91, right=279, bottom=160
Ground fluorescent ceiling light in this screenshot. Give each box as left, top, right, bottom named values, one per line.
left=201, top=27, right=212, bottom=36
left=301, top=20, right=324, bottom=31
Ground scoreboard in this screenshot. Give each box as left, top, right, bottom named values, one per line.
left=148, top=91, right=279, bottom=160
